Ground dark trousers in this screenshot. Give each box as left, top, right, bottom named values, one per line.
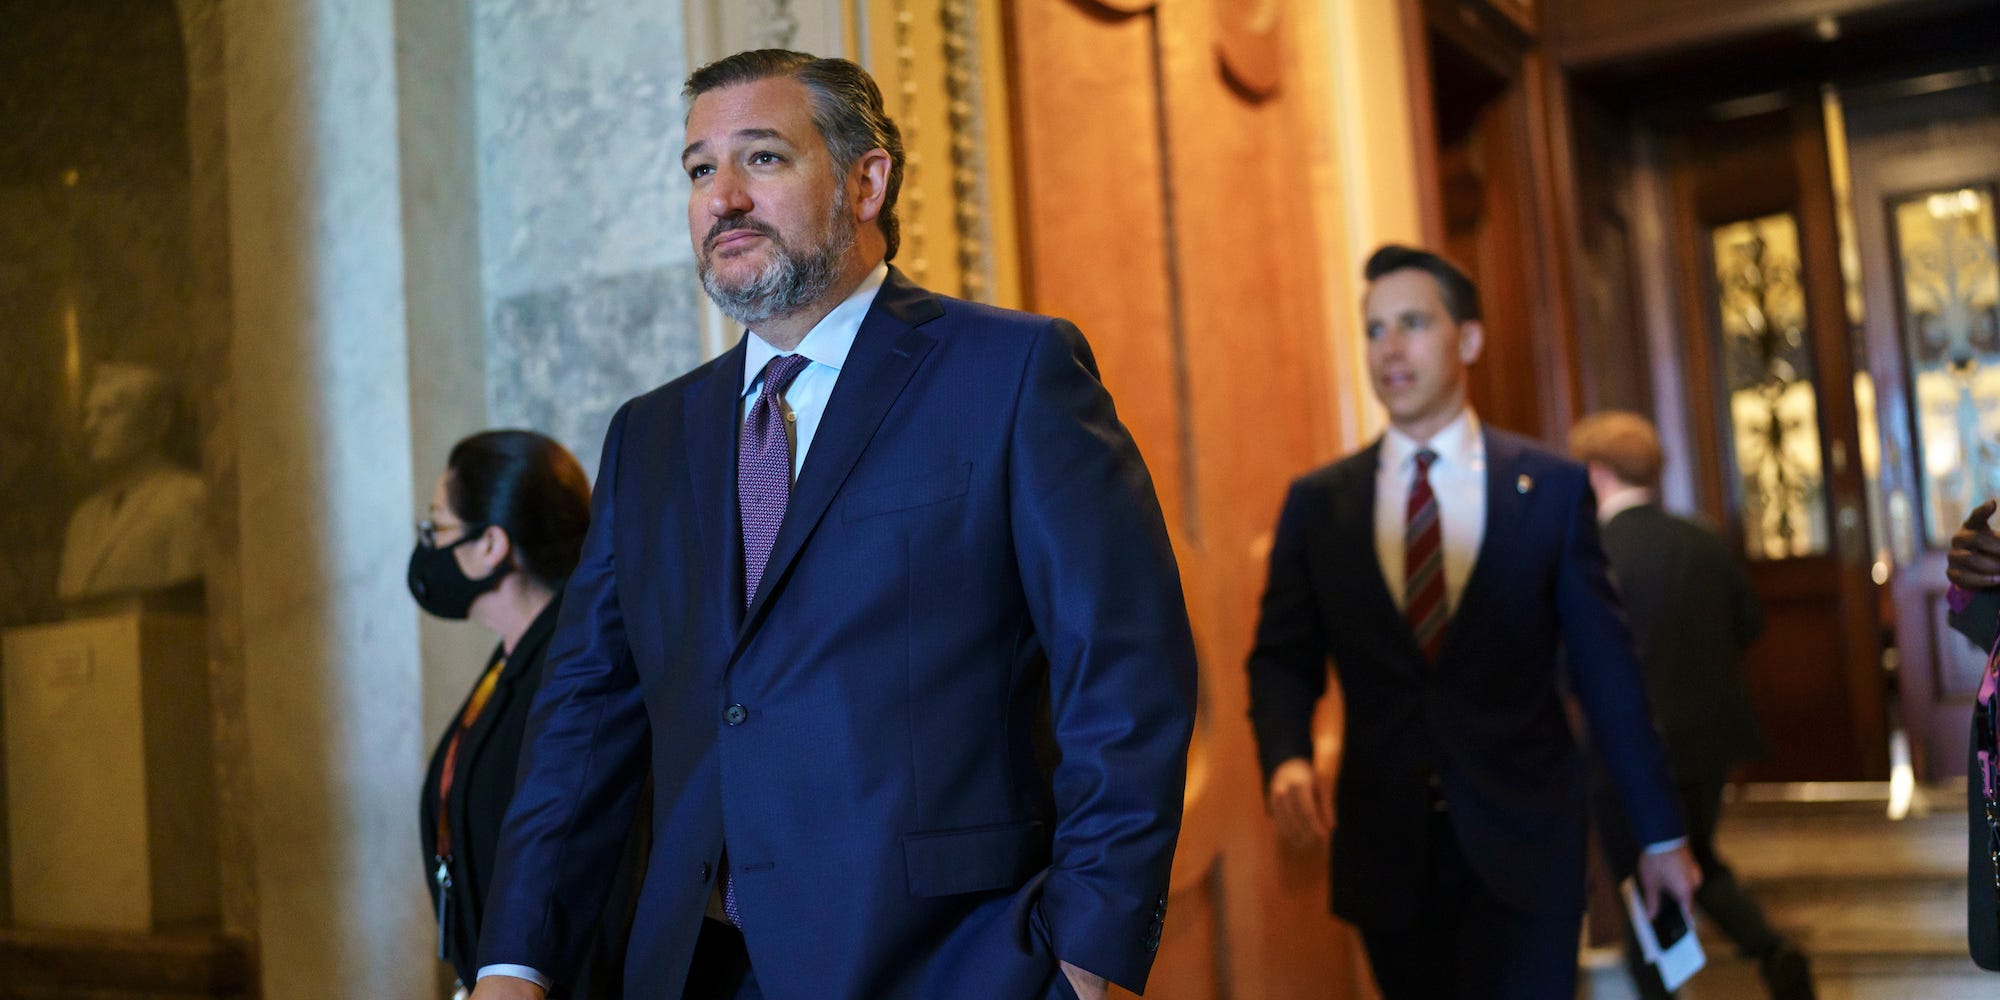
left=1358, top=810, right=1583, bottom=999
left=682, top=919, right=761, bottom=1000
left=1608, top=777, right=1780, bottom=998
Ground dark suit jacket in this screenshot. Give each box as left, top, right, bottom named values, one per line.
left=478, top=268, right=1198, bottom=998
left=1246, top=429, right=1683, bottom=926
left=1945, top=587, right=2000, bottom=970
left=420, top=596, right=645, bottom=996
left=1600, top=503, right=1767, bottom=782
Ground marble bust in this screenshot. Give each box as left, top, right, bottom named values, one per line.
left=56, top=364, right=206, bottom=603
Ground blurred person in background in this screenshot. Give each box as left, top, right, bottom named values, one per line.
left=1247, top=246, right=1697, bottom=1000
left=1570, top=411, right=1813, bottom=1000
left=1938, top=498, right=2000, bottom=971
left=410, top=430, right=647, bottom=999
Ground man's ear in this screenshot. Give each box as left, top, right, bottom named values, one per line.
left=1457, top=320, right=1486, bottom=366
left=1584, top=460, right=1611, bottom=492
left=850, top=148, right=893, bottom=224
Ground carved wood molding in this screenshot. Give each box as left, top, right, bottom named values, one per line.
left=1069, top=0, right=1160, bottom=14
left=1065, top=0, right=1284, bottom=102
left=751, top=0, right=800, bottom=49
left=1216, top=0, right=1283, bottom=100
left=940, top=0, right=991, bottom=301
left=889, top=0, right=928, bottom=284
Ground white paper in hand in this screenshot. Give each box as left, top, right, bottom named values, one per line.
left=1620, top=877, right=1705, bottom=992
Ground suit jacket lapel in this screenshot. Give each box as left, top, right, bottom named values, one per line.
left=732, top=267, right=944, bottom=658
left=1342, top=441, right=1428, bottom=670
left=686, top=341, right=747, bottom=636
left=1441, top=429, right=1524, bottom=659
left=449, top=605, right=557, bottom=852
left=443, top=650, right=511, bottom=857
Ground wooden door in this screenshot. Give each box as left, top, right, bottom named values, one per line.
left=1005, top=1, right=1369, bottom=996
left=1411, top=1, right=1582, bottom=441
left=1662, top=99, right=1889, bottom=780
left=1843, top=73, right=2000, bottom=780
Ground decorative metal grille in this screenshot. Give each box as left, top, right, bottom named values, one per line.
left=1712, top=213, right=1830, bottom=559
left=1892, top=185, right=2000, bottom=547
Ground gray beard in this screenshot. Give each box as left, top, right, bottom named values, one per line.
left=700, top=206, right=855, bottom=329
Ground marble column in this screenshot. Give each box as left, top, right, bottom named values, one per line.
left=475, top=0, right=702, bottom=477
left=220, top=0, right=430, bottom=995
left=392, top=0, right=501, bottom=754
left=176, top=0, right=261, bottom=940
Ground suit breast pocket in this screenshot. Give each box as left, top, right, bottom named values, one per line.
left=841, top=462, right=973, bottom=524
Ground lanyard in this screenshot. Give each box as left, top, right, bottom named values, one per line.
left=436, top=653, right=508, bottom=858
left=434, top=653, right=507, bottom=959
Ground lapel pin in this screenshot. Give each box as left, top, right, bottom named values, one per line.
left=1517, top=474, right=1533, bottom=495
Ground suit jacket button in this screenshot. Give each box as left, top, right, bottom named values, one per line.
left=724, top=704, right=748, bottom=726
left=699, top=862, right=712, bottom=882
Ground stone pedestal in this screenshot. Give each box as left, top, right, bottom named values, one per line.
left=0, top=925, right=250, bottom=1000
left=3, top=612, right=218, bottom=931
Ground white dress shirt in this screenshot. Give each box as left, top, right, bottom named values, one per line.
left=738, top=262, right=889, bottom=477
left=476, top=263, right=889, bottom=993
left=1374, top=407, right=1486, bottom=615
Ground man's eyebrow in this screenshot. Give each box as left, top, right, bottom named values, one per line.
left=681, top=128, right=792, bottom=163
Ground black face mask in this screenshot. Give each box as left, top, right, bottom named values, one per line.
left=407, top=531, right=510, bottom=620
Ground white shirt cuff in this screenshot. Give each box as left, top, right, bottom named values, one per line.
left=476, top=965, right=551, bottom=991
left=1642, top=836, right=1687, bottom=855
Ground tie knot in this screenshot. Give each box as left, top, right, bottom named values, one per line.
left=757, top=353, right=812, bottom=401
left=1414, top=448, right=1438, bottom=474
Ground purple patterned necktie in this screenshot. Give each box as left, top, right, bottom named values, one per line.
left=722, top=352, right=810, bottom=927
left=739, top=352, right=813, bottom=609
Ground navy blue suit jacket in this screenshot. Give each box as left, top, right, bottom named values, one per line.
left=478, top=268, right=1198, bottom=998
left=1246, top=429, right=1681, bottom=925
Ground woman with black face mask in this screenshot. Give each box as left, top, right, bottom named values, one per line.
left=411, top=430, right=646, bottom=1000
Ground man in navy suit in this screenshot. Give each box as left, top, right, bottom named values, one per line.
left=1245, top=246, right=1700, bottom=998
left=470, top=51, right=1196, bottom=1000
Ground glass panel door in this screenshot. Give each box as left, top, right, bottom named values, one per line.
left=1711, top=212, right=1831, bottom=559
left=1889, top=184, right=2000, bottom=548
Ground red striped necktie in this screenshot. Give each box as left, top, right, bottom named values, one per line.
left=1405, top=448, right=1447, bottom=661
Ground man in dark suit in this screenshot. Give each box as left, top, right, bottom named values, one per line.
left=469, top=51, right=1197, bottom=1000
left=1245, top=245, right=1699, bottom=998
left=1569, top=411, right=1814, bottom=999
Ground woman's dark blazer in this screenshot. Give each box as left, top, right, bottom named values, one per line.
left=421, top=594, right=648, bottom=996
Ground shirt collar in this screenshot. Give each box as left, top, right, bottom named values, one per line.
left=1381, top=406, right=1482, bottom=474
left=741, top=262, right=890, bottom=397
left=1596, top=484, right=1656, bottom=524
